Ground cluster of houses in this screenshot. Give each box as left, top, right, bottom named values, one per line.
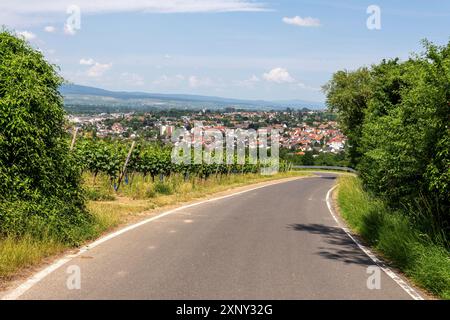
left=281, top=122, right=346, bottom=154
left=67, top=111, right=346, bottom=154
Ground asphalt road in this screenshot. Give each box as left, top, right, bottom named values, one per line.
left=15, top=174, right=412, bottom=299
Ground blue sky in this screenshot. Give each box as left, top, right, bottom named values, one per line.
left=2, top=0, right=449, bottom=102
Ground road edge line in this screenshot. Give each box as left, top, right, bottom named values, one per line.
left=325, top=185, right=424, bottom=300
left=1, top=176, right=305, bottom=300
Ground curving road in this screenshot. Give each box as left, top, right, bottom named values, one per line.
left=10, top=173, right=413, bottom=299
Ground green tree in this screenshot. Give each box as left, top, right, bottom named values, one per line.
left=325, top=40, right=450, bottom=237
left=359, top=42, right=449, bottom=210
left=301, top=151, right=315, bottom=165
left=322, top=68, right=372, bottom=166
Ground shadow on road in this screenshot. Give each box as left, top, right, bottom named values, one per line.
left=288, top=223, right=372, bottom=266
left=318, top=176, right=337, bottom=180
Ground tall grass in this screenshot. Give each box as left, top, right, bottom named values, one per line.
left=337, top=176, right=450, bottom=299
left=0, top=235, right=66, bottom=279
left=83, top=171, right=307, bottom=203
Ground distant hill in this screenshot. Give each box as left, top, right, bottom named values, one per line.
left=60, top=84, right=325, bottom=112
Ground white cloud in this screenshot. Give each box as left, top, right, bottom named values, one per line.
left=86, top=62, right=112, bottom=77
left=79, top=58, right=95, bottom=65
left=237, top=75, right=260, bottom=87
left=238, top=70, right=318, bottom=91
left=263, top=68, right=295, bottom=83
left=282, top=16, right=321, bottom=27
left=0, top=1, right=269, bottom=27
left=79, top=58, right=112, bottom=77
left=248, top=75, right=260, bottom=82
left=16, top=30, right=36, bottom=41
left=44, top=25, right=56, bottom=32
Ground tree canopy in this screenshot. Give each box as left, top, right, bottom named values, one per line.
left=323, top=40, right=450, bottom=236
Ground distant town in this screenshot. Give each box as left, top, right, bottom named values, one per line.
left=67, top=108, right=346, bottom=156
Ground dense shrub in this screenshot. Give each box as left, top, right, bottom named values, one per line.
left=0, top=30, right=91, bottom=244
left=324, top=40, right=450, bottom=239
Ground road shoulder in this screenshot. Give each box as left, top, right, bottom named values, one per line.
left=330, top=185, right=434, bottom=300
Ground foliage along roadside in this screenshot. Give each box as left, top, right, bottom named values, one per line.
left=0, top=30, right=92, bottom=245
left=323, top=40, right=450, bottom=245
left=337, top=176, right=450, bottom=299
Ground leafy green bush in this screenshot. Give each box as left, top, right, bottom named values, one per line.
left=324, top=40, right=450, bottom=238
left=0, top=30, right=91, bottom=244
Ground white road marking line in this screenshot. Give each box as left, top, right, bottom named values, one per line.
left=1, top=177, right=303, bottom=300
left=325, top=185, right=424, bottom=300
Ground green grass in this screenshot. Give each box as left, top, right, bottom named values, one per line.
left=84, top=185, right=116, bottom=201
left=0, top=235, right=66, bottom=280
left=337, top=176, right=450, bottom=299
left=0, top=170, right=309, bottom=283
left=83, top=171, right=310, bottom=203
left=84, top=171, right=311, bottom=219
